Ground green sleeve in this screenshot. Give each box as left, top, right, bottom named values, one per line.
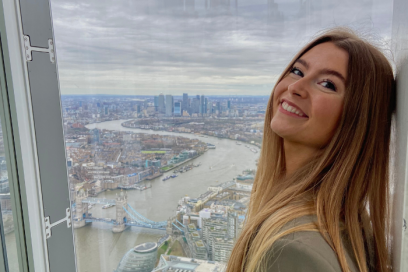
left=266, top=239, right=338, bottom=272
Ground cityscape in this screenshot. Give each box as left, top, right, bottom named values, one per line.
left=62, top=94, right=266, bottom=271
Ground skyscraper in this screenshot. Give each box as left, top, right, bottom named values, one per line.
left=216, top=102, right=221, bottom=113
left=200, top=95, right=206, bottom=116
left=158, top=93, right=165, bottom=114
left=192, top=98, right=200, bottom=114
left=208, top=102, right=213, bottom=115
left=165, top=95, right=173, bottom=116
left=227, top=100, right=231, bottom=109
left=174, top=102, right=181, bottom=116
left=182, top=93, right=189, bottom=113
left=154, top=96, right=159, bottom=111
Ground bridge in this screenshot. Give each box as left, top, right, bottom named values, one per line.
left=73, top=190, right=169, bottom=232
left=81, top=197, right=116, bottom=205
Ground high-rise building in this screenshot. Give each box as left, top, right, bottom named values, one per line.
left=158, top=93, right=165, bottom=114
left=200, top=95, right=206, bottom=116
left=188, top=98, right=192, bottom=115
left=182, top=93, right=189, bottom=113
left=104, top=105, right=109, bottom=115
left=216, top=102, right=221, bottom=113
left=208, top=102, right=213, bottom=115
left=165, top=95, right=173, bottom=116
left=202, top=217, right=228, bottom=260
left=227, top=100, right=231, bottom=109
left=227, top=212, right=238, bottom=239
left=174, top=102, right=181, bottom=116
left=204, top=98, right=208, bottom=115
left=212, top=237, right=234, bottom=263
left=154, top=96, right=159, bottom=111
left=192, top=98, right=200, bottom=114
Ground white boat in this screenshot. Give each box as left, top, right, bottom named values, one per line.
left=88, top=204, right=93, bottom=209
left=102, top=204, right=115, bottom=209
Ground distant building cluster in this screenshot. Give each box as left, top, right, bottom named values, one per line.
left=173, top=177, right=253, bottom=263
left=65, top=129, right=207, bottom=197
left=151, top=93, right=265, bottom=118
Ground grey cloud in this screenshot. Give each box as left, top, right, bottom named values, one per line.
left=50, top=0, right=393, bottom=96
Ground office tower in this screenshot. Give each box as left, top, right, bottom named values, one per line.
left=192, top=98, right=200, bottom=114
left=200, top=95, right=206, bottom=116
left=165, top=95, right=173, bottom=116
left=227, top=100, right=231, bottom=109
left=104, top=105, right=109, bottom=115
left=174, top=102, right=181, bottom=116
left=182, top=93, right=188, bottom=113
left=136, top=105, right=141, bottom=113
left=216, top=101, right=221, bottom=113
left=158, top=93, right=165, bottom=114
left=154, top=96, right=159, bottom=111
left=204, top=98, right=208, bottom=115
left=208, top=101, right=213, bottom=115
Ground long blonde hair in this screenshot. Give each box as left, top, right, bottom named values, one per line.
left=226, top=28, right=396, bottom=272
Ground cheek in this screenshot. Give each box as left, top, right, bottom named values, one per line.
left=313, top=97, right=343, bottom=135
left=271, top=81, right=287, bottom=117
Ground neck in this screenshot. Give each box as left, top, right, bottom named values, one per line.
left=284, top=140, right=317, bottom=176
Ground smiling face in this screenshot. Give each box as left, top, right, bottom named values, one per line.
left=270, top=42, right=348, bottom=150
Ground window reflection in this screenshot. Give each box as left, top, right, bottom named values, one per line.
left=0, top=120, right=20, bottom=272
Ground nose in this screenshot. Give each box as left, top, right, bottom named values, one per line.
left=287, top=77, right=309, bottom=98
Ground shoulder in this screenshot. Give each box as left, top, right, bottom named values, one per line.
left=265, top=216, right=360, bottom=272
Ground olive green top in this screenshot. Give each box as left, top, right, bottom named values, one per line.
left=266, top=215, right=360, bottom=272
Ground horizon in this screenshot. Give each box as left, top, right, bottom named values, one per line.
left=51, top=0, right=393, bottom=96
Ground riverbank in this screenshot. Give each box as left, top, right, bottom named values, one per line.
left=121, top=120, right=262, bottom=149
left=160, top=154, right=202, bottom=173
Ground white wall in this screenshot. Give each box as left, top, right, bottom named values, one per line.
left=392, top=0, right=408, bottom=270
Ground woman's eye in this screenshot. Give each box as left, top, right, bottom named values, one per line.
left=290, top=67, right=303, bottom=77
left=320, top=80, right=337, bottom=91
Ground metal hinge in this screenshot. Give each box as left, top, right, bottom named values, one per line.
left=44, top=208, right=71, bottom=239
left=23, top=35, right=55, bottom=63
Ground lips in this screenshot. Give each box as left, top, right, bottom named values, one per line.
left=280, top=99, right=308, bottom=117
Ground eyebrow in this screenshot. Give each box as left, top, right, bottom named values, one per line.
left=295, top=59, right=347, bottom=84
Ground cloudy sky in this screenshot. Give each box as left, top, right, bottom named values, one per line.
left=50, top=0, right=393, bottom=96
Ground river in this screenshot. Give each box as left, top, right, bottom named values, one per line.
left=73, top=119, right=259, bottom=272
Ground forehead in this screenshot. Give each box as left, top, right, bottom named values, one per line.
left=299, top=42, right=349, bottom=77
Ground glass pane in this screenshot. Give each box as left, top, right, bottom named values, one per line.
left=50, top=0, right=394, bottom=271
left=0, top=119, right=20, bottom=272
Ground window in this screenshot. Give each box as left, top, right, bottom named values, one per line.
left=1, top=0, right=408, bottom=271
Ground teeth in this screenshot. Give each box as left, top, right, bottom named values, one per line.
left=281, top=101, right=305, bottom=117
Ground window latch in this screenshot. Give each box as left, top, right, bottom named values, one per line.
left=44, top=208, right=71, bottom=239
left=23, top=35, right=55, bottom=63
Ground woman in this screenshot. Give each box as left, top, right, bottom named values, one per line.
left=226, top=28, right=395, bottom=272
